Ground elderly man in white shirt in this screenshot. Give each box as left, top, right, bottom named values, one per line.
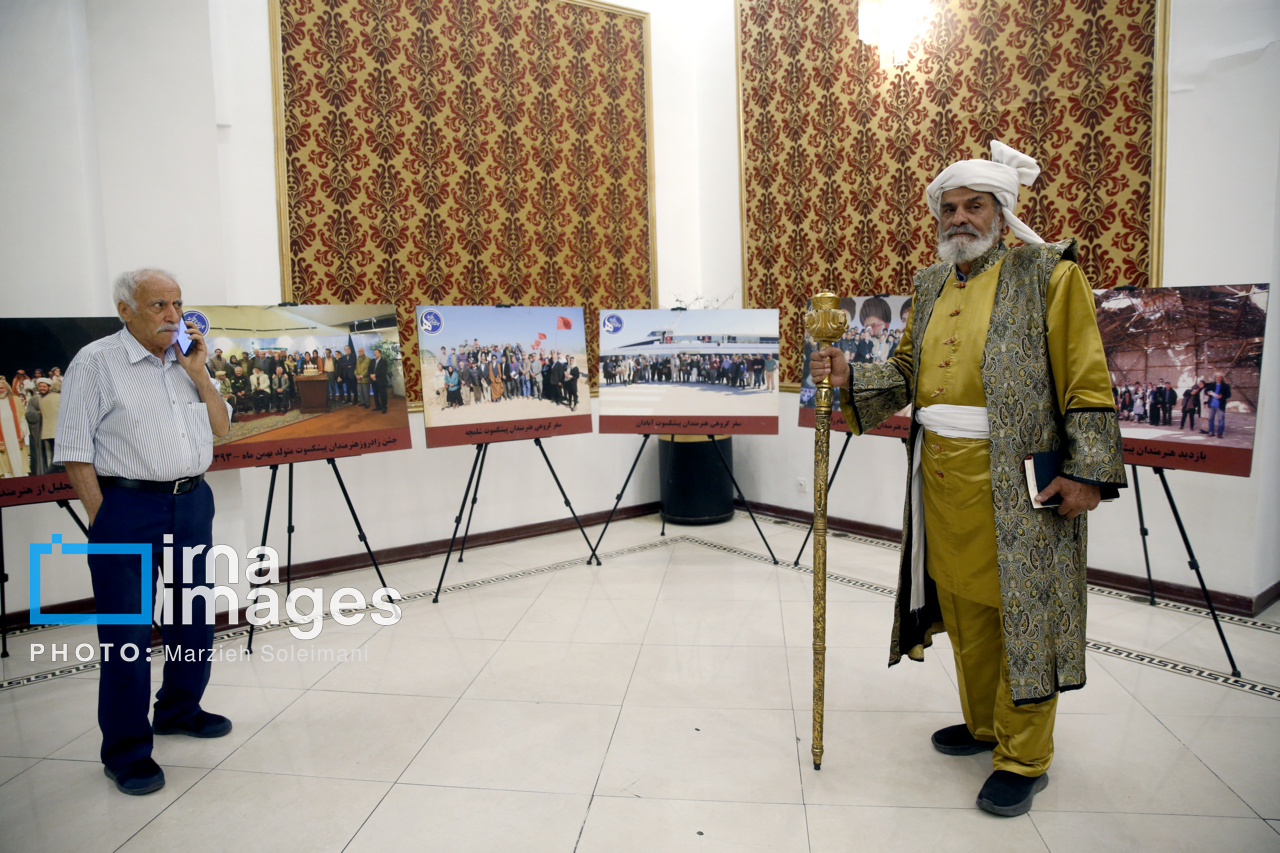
left=55, top=268, right=233, bottom=797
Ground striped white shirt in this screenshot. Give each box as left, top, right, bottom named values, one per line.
left=54, top=328, right=232, bottom=480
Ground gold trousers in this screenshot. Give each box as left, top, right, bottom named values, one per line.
left=937, top=585, right=1057, bottom=776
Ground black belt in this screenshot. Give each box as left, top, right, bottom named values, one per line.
left=99, top=474, right=205, bottom=495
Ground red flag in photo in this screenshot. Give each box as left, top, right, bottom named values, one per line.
left=556, top=316, right=572, bottom=330
left=537, top=332, right=547, bottom=340
left=531, top=340, right=541, bottom=349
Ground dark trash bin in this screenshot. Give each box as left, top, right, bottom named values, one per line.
left=658, top=435, right=734, bottom=525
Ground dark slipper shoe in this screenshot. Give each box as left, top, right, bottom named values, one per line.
left=976, top=769, right=1049, bottom=816
left=104, top=757, right=165, bottom=795
left=931, top=724, right=997, bottom=756
left=154, top=711, right=232, bottom=738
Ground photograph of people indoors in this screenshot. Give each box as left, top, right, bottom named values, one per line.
left=416, top=306, right=591, bottom=445
left=597, top=309, right=780, bottom=433
left=195, top=306, right=406, bottom=448
left=0, top=318, right=122, bottom=478
left=1098, top=285, right=1267, bottom=453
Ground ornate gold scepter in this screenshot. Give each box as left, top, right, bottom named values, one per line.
left=804, top=293, right=848, bottom=771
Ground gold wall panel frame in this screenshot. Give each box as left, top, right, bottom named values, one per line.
left=269, top=0, right=658, bottom=411
left=736, top=0, right=1168, bottom=392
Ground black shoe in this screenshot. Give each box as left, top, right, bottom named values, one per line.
left=976, top=770, right=1048, bottom=816
left=104, top=757, right=165, bottom=795
left=931, top=724, right=996, bottom=756
left=154, top=711, right=232, bottom=739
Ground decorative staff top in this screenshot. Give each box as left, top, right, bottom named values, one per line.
left=805, top=293, right=850, bottom=362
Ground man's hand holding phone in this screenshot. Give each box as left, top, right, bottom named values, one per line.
left=174, top=320, right=209, bottom=382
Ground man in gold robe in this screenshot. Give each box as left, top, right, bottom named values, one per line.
left=810, top=140, right=1126, bottom=817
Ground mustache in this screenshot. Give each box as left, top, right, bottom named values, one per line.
left=156, top=322, right=181, bottom=334
left=941, top=223, right=982, bottom=239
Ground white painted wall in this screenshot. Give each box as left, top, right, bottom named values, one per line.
left=2, top=0, right=1277, bottom=617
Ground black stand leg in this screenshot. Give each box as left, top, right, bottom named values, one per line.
left=328, top=457, right=387, bottom=588
left=1154, top=467, right=1240, bottom=677
left=247, top=464, right=281, bottom=654
left=286, top=463, right=295, bottom=596
left=1131, top=464, right=1157, bottom=606
left=458, top=444, right=490, bottom=563
left=592, top=434, right=650, bottom=557
left=1, top=509, right=7, bottom=658
left=56, top=500, right=89, bottom=536
left=793, top=430, right=853, bottom=566
left=534, top=438, right=601, bottom=566
left=707, top=435, right=778, bottom=564
left=434, top=444, right=485, bottom=603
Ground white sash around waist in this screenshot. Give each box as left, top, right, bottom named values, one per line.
left=909, top=405, right=990, bottom=610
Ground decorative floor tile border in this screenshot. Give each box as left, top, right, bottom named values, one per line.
left=748, top=511, right=1280, bottom=636
left=4, top=532, right=1277, bottom=704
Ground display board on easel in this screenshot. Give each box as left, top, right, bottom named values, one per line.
left=415, top=306, right=591, bottom=448
left=198, top=304, right=413, bottom=469
left=598, top=309, right=781, bottom=435
left=414, top=305, right=599, bottom=599
left=1097, top=283, right=1269, bottom=678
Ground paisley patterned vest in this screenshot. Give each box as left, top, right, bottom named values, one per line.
left=846, top=239, right=1126, bottom=704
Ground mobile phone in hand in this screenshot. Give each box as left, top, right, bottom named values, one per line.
left=175, top=321, right=196, bottom=356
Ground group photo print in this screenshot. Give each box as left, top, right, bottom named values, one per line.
left=416, top=305, right=591, bottom=447
left=597, top=309, right=781, bottom=434
left=194, top=305, right=412, bottom=468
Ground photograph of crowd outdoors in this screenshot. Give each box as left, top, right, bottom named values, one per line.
left=197, top=305, right=408, bottom=448
left=416, top=306, right=591, bottom=446
left=597, top=309, right=780, bottom=434
left=1096, top=285, right=1268, bottom=474
left=0, top=317, right=122, bottom=481
left=799, top=294, right=913, bottom=430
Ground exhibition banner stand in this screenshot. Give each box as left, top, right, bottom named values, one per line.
left=590, top=434, right=652, bottom=558
left=1097, top=284, right=1269, bottom=678
left=668, top=436, right=778, bottom=567
left=592, top=431, right=781, bottom=562
left=594, top=308, right=782, bottom=560
left=244, top=457, right=390, bottom=654
left=417, top=306, right=601, bottom=601
left=432, top=438, right=601, bottom=603
left=791, top=431, right=854, bottom=567
left=1128, top=465, right=1241, bottom=677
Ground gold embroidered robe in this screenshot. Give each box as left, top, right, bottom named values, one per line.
left=841, top=239, right=1126, bottom=704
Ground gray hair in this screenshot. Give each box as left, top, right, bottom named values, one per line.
left=113, top=268, right=178, bottom=321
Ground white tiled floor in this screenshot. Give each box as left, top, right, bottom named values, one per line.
left=2, top=514, right=1279, bottom=852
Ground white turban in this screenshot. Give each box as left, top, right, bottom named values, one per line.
left=926, top=140, right=1044, bottom=245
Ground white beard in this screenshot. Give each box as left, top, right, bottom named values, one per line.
left=937, top=215, right=1003, bottom=266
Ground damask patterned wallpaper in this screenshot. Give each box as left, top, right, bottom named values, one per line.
left=274, top=0, right=655, bottom=405
left=738, top=0, right=1160, bottom=387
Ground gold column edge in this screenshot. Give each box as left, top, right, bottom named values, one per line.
left=1150, top=0, right=1170, bottom=289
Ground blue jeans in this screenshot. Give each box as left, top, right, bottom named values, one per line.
left=89, top=483, right=216, bottom=769
left=1208, top=407, right=1226, bottom=436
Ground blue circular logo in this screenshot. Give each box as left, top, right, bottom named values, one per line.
left=602, top=313, right=624, bottom=335
left=183, top=310, right=209, bottom=335
left=420, top=309, right=444, bottom=335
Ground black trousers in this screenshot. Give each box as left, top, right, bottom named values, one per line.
left=89, top=482, right=216, bottom=769
left=373, top=383, right=388, bottom=411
